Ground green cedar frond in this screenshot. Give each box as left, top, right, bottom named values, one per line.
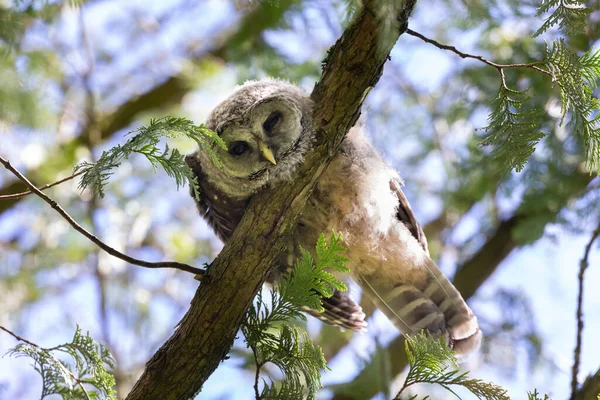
left=479, top=85, right=545, bottom=173
left=74, top=117, right=225, bottom=200
left=542, top=39, right=600, bottom=170
left=279, top=232, right=349, bottom=312
left=395, top=333, right=509, bottom=400
left=7, top=326, right=116, bottom=400
left=533, top=0, right=590, bottom=37
left=242, top=232, right=349, bottom=399
left=527, top=389, right=551, bottom=400
left=259, top=325, right=327, bottom=400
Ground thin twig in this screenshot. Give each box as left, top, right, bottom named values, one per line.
left=1, top=325, right=93, bottom=399
left=405, top=28, right=553, bottom=77
left=570, top=221, right=600, bottom=400
left=0, top=155, right=204, bottom=275
left=0, top=169, right=87, bottom=200
left=0, top=328, right=93, bottom=396
left=252, top=348, right=263, bottom=400
left=0, top=326, right=40, bottom=348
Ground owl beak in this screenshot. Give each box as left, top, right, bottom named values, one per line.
left=258, top=142, right=277, bottom=165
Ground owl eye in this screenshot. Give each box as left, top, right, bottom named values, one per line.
left=229, top=141, right=250, bottom=156
left=263, top=112, right=282, bottom=134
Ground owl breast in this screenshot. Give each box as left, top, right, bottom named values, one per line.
left=292, top=128, right=430, bottom=287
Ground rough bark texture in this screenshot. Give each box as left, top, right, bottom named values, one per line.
left=125, top=1, right=417, bottom=399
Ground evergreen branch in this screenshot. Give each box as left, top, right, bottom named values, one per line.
left=279, top=231, right=349, bottom=312
left=407, top=29, right=600, bottom=172
left=2, top=325, right=116, bottom=400
left=571, top=221, right=600, bottom=400
left=479, top=82, right=545, bottom=173
left=533, top=0, right=590, bottom=38
left=394, top=333, right=509, bottom=400
left=242, top=232, right=349, bottom=399
left=74, top=117, right=225, bottom=200
left=0, top=169, right=88, bottom=200
left=0, top=155, right=205, bottom=276
left=528, top=389, right=551, bottom=400
left=542, top=39, right=600, bottom=170
left=405, top=29, right=552, bottom=77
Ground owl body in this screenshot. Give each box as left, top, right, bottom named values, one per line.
left=186, top=79, right=481, bottom=354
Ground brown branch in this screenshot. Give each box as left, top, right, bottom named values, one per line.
left=125, top=1, right=417, bottom=398
left=0, top=169, right=86, bottom=200
left=571, top=221, right=600, bottom=400
left=405, top=28, right=552, bottom=77
left=0, top=156, right=204, bottom=276
left=0, top=326, right=40, bottom=348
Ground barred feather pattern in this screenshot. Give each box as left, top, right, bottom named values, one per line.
left=356, top=259, right=481, bottom=354
left=301, top=290, right=367, bottom=332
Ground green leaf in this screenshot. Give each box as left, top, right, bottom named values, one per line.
left=7, top=326, right=116, bottom=400
left=479, top=84, right=545, bottom=173
left=396, top=333, right=509, bottom=400
left=242, top=232, right=350, bottom=399
left=527, top=389, right=551, bottom=400
left=74, top=117, right=225, bottom=199
left=542, top=39, right=600, bottom=170
left=533, top=0, right=591, bottom=37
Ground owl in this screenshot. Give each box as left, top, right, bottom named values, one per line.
left=185, top=79, right=481, bottom=355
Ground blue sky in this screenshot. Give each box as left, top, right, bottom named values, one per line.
left=1, top=1, right=599, bottom=399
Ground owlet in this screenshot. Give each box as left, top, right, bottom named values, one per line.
left=185, top=79, right=481, bottom=355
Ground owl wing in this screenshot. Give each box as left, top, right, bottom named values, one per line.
left=355, top=177, right=481, bottom=355
left=389, top=178, right=429, bottom=256
left=302, top=290, right=368, bottom=332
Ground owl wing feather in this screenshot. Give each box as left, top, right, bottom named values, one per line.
left=390, top=179, right=429, bottom=256
left=301, top=291, right=367, bottom=332
left=355, top=178, right=481, bottom=355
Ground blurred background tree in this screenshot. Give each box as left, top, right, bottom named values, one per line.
left=0, top=0, right=599, bottom=399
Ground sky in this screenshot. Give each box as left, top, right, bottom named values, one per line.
left=0, top=0, right=599, bottom=399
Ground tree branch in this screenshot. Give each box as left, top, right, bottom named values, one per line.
left=0, top=169, right=86, bottom=200
left=571, top=221, right=600, bottom=400
left=0, top=156, right=203, bottom=276
left=405, top=28, right=552, bottom=77
left=125, top=1, right=417, bottom=398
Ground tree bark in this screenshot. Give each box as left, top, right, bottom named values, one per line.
left=125, top=1, right=417, bottom=399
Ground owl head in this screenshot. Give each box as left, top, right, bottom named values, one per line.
left=186, top=79, right=315, bottom=199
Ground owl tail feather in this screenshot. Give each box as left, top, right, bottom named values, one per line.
left=356, top=258, right=481, bottom=356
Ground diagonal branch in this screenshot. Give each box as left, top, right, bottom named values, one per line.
left=0, top=156, right=203, bottom=276
left=570, top=220, right=600, bottom=400
left=405, top=28, right=552, bottom=77
left=0, top=169, right=87, bottom=200
left=125, top=1, right=417, bottom=398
